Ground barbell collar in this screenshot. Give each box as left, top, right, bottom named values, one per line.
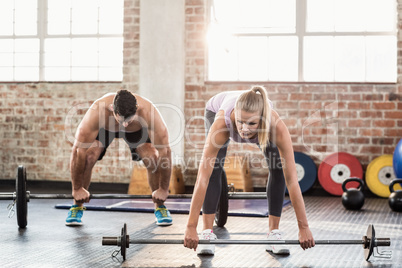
left=0, top=193, right=14, bottom=200
left=374, top=238, right=391, bottom=247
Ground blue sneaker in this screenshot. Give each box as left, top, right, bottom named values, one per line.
left=65, top=205, right=85, bottom=226
left=154, top=205, right=172, bottom=226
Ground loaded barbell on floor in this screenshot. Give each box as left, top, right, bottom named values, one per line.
left=0, top=166, right=265, bottom=228
left=102, top=223, right=391, bottom=262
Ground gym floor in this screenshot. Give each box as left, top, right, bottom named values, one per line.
left=1, top=183, right=401, bottom=268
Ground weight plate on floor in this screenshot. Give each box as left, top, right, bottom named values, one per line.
left=286, top=152, right=317, bottom=194
left=16, top=165, right=28, bottom=228
left=318, top=152, right=363, bottom=196
left=393, top=138, right=402, bottom=178
left=215, top=169, right=228, bottom=227
left=366, top=155, right=399, bottom=198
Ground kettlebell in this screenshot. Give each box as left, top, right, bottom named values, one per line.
left=341, top=178, right=365, bottom=210
left=389, top=179, right=402, bottom=212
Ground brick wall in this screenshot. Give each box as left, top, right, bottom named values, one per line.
left=183, top=0, right=402, bottom=187
left=0, top=0, right=140, bottom=183
left=1, top=0, right=401, bottom=189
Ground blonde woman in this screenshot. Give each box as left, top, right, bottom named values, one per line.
left=184, top=86, right=315, bottom=255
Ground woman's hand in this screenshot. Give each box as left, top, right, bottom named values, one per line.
left=184, top=226, right=199, bottom=251
left=298, top=227, right=315, bottom=250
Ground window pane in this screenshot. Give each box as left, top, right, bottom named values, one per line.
left=15, top=67, right=39, bottom=81
left=238, top=36, right=268, bottom=81
left=45, top=38, right=71, bottom=52
left=207, top=31, right=238, bottom=81
left=304, top=37, right=334, bottom=81
left=14, top=0, right=37, bottom=35
left=15, top=53, right=39, bottom=66
left=99, top=51, right=122, bottom=67
left=268, top=36, right=298, bottom=81
left=0, top=54, right=13, bottom=66
left=71, top=0, right=98, bottom=34
left=334, top=0, right=365, bottom=32
left=72, top=67, right=98, bottom=81
left=0, top=2, right=14, bottom=35
left=365, top=0, right=396, bottom=32
left=99, top=0, right=123, bottom=34
left=213, top=0, right=295, bottom=33
left=45, top=67, right=71, bottom=81
left=334, top=36, right=365, bottom=82
left=0, top=40, right=14, bottom=52
left=45, top=52, right=71, bottom=66
left=15, top=39, right=39, bottom=52
left=99, top=67, right=122, bottom=81
left=44, top=38, right=71, bottom=67
left=72, top=38, right=98, bottom=66
left=0, top=67, right=14, bottom=80
left=48, top=0, right=71, bottom=34
left=366, top=36, right=397, bottom=82
left=306, top=0, right=334, bottom=32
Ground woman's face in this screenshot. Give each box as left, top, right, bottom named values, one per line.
left=234, top=109, right=261, bottom=139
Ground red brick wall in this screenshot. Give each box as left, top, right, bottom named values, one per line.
left=183, top=0, right=402, bottom=187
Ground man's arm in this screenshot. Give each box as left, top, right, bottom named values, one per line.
left=70, top=102, right=101, bottom=201
left=145, top=103, right=172, bottom=193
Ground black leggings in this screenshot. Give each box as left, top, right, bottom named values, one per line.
left=202, top=110, right=286, bottom=217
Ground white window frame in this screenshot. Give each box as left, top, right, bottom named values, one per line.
left=0, top=0, right=123, bottom=82
left=206, top=0, right=397, bottom=83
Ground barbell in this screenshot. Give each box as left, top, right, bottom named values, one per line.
left=1, top=166, right=265, bottom=228
left=102, top=223, right=391, bottom=262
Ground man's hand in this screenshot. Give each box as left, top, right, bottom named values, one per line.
left=72, top=187, right=91, bottom=204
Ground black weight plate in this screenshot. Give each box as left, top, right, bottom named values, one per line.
left=121, top=223, right=127, bottom=261
left=286, top=152, right=317, bottom=194
left=16, top=165, right=28, bottom=228
left=364, top=224, right=374, bottom=261
left=215, top=170, right=228, bottom=227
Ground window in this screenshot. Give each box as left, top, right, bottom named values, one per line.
left=207, top=0, right=397, bottom=83
left=0, top=0, right=124, bottom=82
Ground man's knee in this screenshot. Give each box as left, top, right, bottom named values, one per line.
left=86, top=148, right=102, bottom=167
left=141, top=147, right=159, bottom=170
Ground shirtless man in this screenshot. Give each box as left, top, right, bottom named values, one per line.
left=66, top=89, right=173, bottom=226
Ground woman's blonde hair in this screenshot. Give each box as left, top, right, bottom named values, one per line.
left=235, top=85, right=271, bottom=148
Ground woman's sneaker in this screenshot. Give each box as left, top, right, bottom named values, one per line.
left=266, top=229, right=290, bottom=255
left=196, top=229, right=217, bottom=255
left=154, top=205, right=173, bottom=226
left=65, top=205, right=85, bottom=226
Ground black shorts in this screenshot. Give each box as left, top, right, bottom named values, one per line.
left=96, top=128, right=152, bottom=161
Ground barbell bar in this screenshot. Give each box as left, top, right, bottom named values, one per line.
left=102, top=223, right=391, bottom=262
left=1, top=166, right=265, bottom=228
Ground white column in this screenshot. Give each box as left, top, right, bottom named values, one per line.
left=139, top=0, right=185, bottom=163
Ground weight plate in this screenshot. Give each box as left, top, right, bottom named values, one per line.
left=393, top=138, right=402, bottom=178
left=215, top=170, right=228, bottom=227
left=121, top=223, right=127, bottom=261
left=286, top=152, right=317, bottom=194
left=16, top=165, right=28, bottom=228
left=366, top=155, right=400, bottom=198
left=318, top=152, right=363, bottom=196
left=364, top=224, right=374, bottom=261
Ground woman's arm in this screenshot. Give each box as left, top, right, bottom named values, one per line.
left=184, top=111, right=229, bottom=250
left=272, top=110, right=315, bottom=250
